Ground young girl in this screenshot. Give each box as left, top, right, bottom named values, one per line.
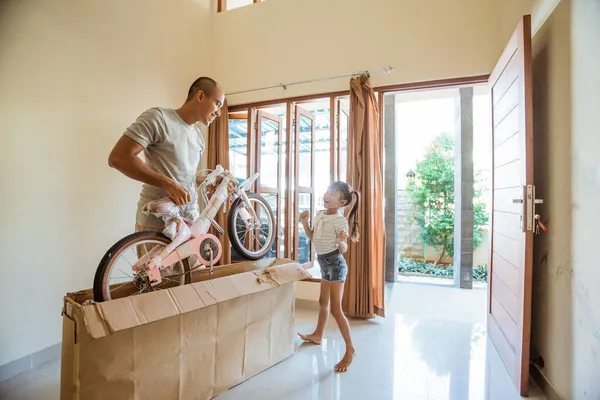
left=298, top=181, right=360, bottom=373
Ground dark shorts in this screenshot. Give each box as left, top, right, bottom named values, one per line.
left=317, top=249, right=348, bottom=282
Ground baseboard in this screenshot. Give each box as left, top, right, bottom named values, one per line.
left=530, top=364, right=565, bottom=400
left=0, top=343, right=61, bottom=382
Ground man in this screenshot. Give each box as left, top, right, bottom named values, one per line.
left=108, top=77, right=225, bottom=232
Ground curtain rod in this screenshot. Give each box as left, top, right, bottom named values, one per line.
left=226, top=65, right=393, bottom=96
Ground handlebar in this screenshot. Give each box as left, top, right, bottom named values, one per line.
left=198, top=165, right=241, bottom=206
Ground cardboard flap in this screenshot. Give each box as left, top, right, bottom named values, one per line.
left=255, top=263, right=310, bottom=285
left=77, top=260, right=308, bottom=339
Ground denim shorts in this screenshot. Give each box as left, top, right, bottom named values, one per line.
left=317, top=250, right=348, bottom=282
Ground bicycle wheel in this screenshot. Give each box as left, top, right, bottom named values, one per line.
left=93, top=231, right=191, bottom=302
left=227, top=193, right=276, bottom=261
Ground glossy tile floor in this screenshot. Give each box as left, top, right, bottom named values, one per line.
left=0, top=282, right=546, bottom=400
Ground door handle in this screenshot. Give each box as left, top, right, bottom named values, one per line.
left=511, top=188, right=544, bottom=232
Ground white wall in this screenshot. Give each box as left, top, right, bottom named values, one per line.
left=530, top=1, right=573, bottom=397
left=528, top=0, right=600, bottom=398
left=0, top=0, right=214, bottom=366
left=569, top=0, right=600, bottom=397
left=213, top=0, right=501, bottom=105
left=295, top=282, right=321, bottom=303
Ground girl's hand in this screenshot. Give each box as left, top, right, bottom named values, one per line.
left=337, top=229, right=349, bottom=243
left=300, top=210, right=310, bottom=223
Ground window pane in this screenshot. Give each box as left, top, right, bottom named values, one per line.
left=339, top=98, right=349, bottom=182
left=228, top=118, right=248, bottom=180
left=259, top=118, right=279, bottom=188
left=259, top=105, right=287, bottom=192
left=314, top=109, right=330, bottom=209
left=297, top=114, right=313, bottom=187
left=226, top=0, right=253, bottom=10
left=258, top=105, right=288, bottom=257
left=289, top=116, right=296, bottom=259
left=261, top=193, right=279, bottom=258
left=280, top=194, right=286, bottom=258
left=298, top=99, right=331, bottom=209
left=281, top=133, right=287, bottom=192
left=280, top=129, right=287, bottom=258
left=297, top=193, right=312, bottom=264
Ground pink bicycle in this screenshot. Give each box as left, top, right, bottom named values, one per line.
left=93, top=165, right=276, bottom=302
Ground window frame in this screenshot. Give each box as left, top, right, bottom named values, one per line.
left=218, top=0, right=261, bottom=12
left=227, top=75, right=490, bottom=282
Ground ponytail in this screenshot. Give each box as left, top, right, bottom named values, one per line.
left=348, top=190, right=360, bottom=242
left=327, top=180, right=360, bottom=242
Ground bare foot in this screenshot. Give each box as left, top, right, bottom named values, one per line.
left=334, top=349, right=356, bottom=372
left=298, top=332, right=322, bottom=345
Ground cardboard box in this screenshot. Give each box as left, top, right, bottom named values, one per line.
left=60, top=258, right=310, bottom=400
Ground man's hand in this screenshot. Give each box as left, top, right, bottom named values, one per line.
left=299, top=210, right=310, bottom=224
left=165, top=180, right=191, bottom=206
left=337, top=229, right=349, bottom=243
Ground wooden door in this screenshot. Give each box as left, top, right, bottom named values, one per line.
left=488, top=15, right=535, bottom=397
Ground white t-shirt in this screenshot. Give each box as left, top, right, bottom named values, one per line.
left=124, top=107, right=205, bottom=229
left=312, top=211, right=349, bottom=255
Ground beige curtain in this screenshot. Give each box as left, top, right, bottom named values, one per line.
left=207, top=100, right=230, bottom=265
left=343, top=76, right=386, bottom=318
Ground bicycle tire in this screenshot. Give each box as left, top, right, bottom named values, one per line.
left=93, top=231, right=191, bottom=302
left=227, top=193, right=276, bottom=261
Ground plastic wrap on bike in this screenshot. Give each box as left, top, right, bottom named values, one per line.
left=142, top=197, right=200, bottom=228
left=191, top=182, right=229, bottom=238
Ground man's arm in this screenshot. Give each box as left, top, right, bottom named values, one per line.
left=108, top=135, right=191, bottom=205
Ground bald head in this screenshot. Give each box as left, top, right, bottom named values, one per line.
left=186, top=77, right=220, bottom=102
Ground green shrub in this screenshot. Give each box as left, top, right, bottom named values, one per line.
left=398, top=258, right=488, bottom=282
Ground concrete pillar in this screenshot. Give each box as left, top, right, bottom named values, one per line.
left=454, top=87, right=474, bottom=289
left=384, top=94, right=398, bottom=283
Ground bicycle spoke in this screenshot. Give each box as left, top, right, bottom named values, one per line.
left=108, top=280, right=133, bottom=293
left=241, top=228, right=251, bottom=240
left=249, top=230, right=258, bottom=245
left=121, top=253, right=135, bottom=271
left=109, top=274, right=132, bottom=280
left=118, top=268, right=134, bottom=279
